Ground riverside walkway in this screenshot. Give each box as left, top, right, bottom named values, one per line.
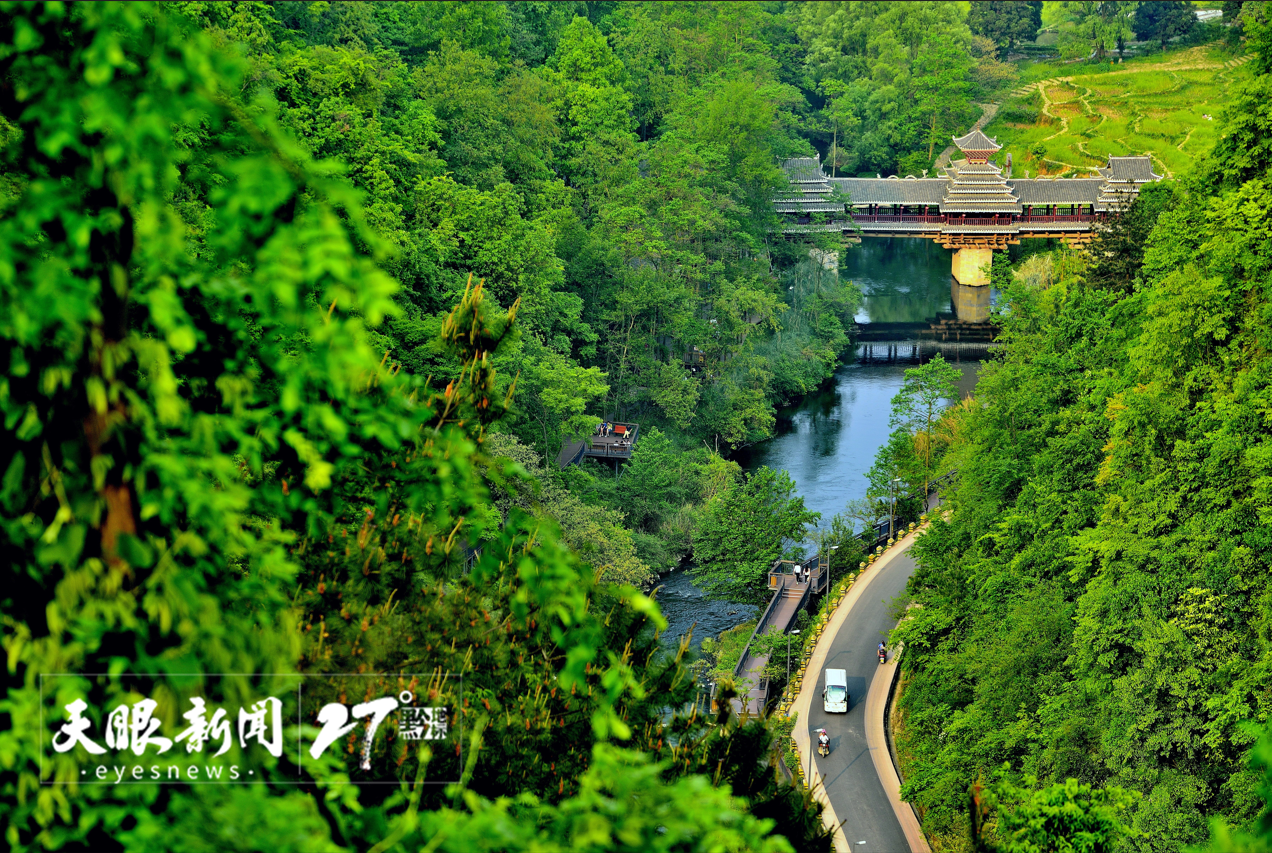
left=728, top=557, right=829, bottom=716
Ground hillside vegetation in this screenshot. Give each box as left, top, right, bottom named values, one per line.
left=986, top=44, right=1254, bottom=178
left=0, top=3, right=1022, bottom=852
left=10, top=2, right=1272, bottom=852
left=890, top=20, right=1272, bottom=852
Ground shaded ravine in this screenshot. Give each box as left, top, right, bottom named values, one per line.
left=658, top=237, right=979, bottom=649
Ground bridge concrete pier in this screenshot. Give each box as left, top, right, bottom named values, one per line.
left=950, top=246, right=992, bottom=323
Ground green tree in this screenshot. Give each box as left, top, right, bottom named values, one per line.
left=1200, top=723, right=1272, bottom=853
left=513, top=338, right=609, bottom=454
left=1085, top=183, right=1175, bottom=295
left=548, top=15, right=638, bottom=214
left=484, top=432, right=655, bottom=587
left=887, top=153, right=1272, bottom=847
left=410, top=743, right=796, bottom=853
left=1213, top=75, right=1272, bottom=187
left=913, top=32, right=974, bottom=162
left=692, top=467, right=819, bottom=603
left=0, top=1, right=458, bottom=845
left=750, top=625, right=805, bottom=684
left=889, top=354, right=962, bottom=494
left=968, top=1, right=1043, bottom=56
left=970, top=771, right=1139, bottom=853
left=613, top=427, right=690, bottom=532
left=0, top=6, right=826, bottom=852
left=1133, top=0, right=1197, bottom=49
left=791, top=1, right=980, bottom=175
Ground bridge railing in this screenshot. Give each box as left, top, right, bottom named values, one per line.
left=850, top=214, right=945, bottom=224
left=1018, top=214, right=1095, bottom=224
left=859, top=469, right=962, bottom=549
left=950, top=216, right=1013, bottom=226
left=722, top=559, right=820, bottom=709
left=848, top=213, right=1101, bottom=226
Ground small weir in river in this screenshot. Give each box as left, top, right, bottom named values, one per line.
left=653, top=567, right=759, bottom=656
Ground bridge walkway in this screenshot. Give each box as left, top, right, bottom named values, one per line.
left=733, top=577, right=810, bottom=715
left=729, top=558, right=829, bottom=716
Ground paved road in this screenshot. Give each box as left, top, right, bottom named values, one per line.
left=806, top=550, right=918, bottom=852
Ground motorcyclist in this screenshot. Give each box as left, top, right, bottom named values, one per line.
left=817, top=729, right=830, bottom=756
left=877, top=642, right=887, bottom=662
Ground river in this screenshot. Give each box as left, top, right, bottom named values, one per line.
left=657, top=238, right=982, bottom=651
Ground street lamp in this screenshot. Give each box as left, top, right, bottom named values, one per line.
left=889, top=477, right=902, bottom=541
left=787, top=629, right=801, bottom=683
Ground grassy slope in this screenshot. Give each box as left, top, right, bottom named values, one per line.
left=711, top=620, right=759, bottom=683
left=984, top=44, right=1253, bottom=179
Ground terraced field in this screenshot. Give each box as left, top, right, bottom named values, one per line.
left=983, top=46, right=1255, bottom=178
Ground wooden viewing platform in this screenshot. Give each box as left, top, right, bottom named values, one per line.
left=556, top=422, right=641, bottom=469
left=584, top=422, right=639, bottom=459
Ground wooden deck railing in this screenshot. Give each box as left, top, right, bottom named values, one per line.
left=584, top=422, right=640, bottom=458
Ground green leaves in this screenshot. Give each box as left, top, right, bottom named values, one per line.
left=891, top=134, right=1272, bottom=847
left=409, top=744, right=795, bottom=853
left=792, top=1, right=980, bottom=175
left=691, top=466, right=818, bottom=604
left=887, top=353, right=963, bottom=495
left=967, top=2, right=1043, bottom=55
left=972, top=770, right=1139, bottom=853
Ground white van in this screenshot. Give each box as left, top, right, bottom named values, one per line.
left=823, top=668, right=848, bottom=713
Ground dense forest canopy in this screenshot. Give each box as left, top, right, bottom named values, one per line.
left=8, top=1, right=1272, bottom=852
left=159, top=0, right=1020, bottom=585
left=883, top=6, right=1272, bottom=851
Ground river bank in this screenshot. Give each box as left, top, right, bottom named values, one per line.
left=656, top=237, right=983, bottom=652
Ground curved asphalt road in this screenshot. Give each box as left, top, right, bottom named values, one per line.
left=806, top=549, right=918, bottom=852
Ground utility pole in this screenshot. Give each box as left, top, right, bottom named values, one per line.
left=787, top=628, right=800, bottom=683
left=890, top=477, right=902, bottom=540
left=832, top=116, right=837, bottom=179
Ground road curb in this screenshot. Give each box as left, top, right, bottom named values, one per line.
left=866, top=656, right=931, bottom=852
left=787, top=524, right=926, bottom=853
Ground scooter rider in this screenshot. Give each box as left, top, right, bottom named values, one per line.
left=817, top=728, right=830, bottom=756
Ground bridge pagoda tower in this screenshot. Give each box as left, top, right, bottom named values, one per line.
left=942, top=129, right=1020, bottom=323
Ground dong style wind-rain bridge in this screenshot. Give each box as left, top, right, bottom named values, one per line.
left=777, top=129, right=1161, bottom=322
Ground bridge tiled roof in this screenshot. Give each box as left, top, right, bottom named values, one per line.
left=781, top=157, right=829, bottom=183
left=945, top=161, right=1004, bottom=178
left=943, top=155, right=1019, bottom=214
left=775, top=187, right=833, bottom=198
left=1097, top=156, right=1162, bottom=182
left=777, top=153, right=1161, bottom=223
left=952, top=129, right=1001, bottom=151
left=818, top=176, right=1125, bottom=209
left=830, top=177, right=945, bottom=205
left=1010, top=178, right=1103, bottom=205
left=774, top=200, right=846, bottom=213
left=947, top=175, right=1010, bottom=184
left=947, top=184, right=1017, bottom=194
